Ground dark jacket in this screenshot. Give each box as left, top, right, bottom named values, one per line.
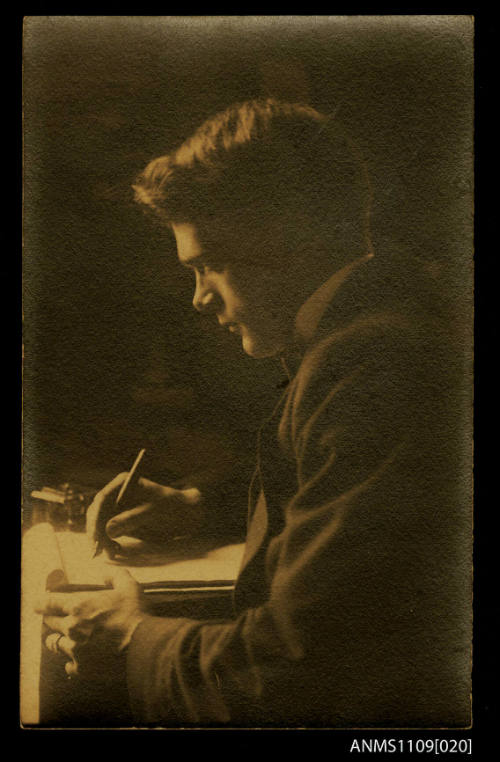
left=126, top=253, right=471, bottom=727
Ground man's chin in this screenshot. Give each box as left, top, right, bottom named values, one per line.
left=241, top=333, right=281, bottom=359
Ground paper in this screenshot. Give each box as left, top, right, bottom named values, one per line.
left=24, top=523, right=245, bottom=588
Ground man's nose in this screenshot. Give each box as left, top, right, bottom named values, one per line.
left=192, top=274, right=217, bottom=313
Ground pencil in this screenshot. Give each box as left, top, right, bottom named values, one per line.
left=92, top=448, right=147, bottom=559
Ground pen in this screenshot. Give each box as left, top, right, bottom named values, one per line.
left=92, top=447, right=147, bottom=559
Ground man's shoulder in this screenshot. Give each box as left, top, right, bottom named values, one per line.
left=279, top=253, right=455, bottom=450
left=295, top=253, right=444, bottom=390
left=296, top=308, right=418, bottom=400
left=279, top=302, right=446, bottom=456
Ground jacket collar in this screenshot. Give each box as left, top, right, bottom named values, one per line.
left=280, top=252, right=374, bottom=377
left=294, top=252, right=374, bottom=343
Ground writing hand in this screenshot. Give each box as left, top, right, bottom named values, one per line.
left=86, top=474, right=204, bottom=552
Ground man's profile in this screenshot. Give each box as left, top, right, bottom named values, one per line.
left=35, top=98, right=471, bottom=727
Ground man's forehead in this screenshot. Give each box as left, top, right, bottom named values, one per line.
left=171, top=222, right=203, bottom=265
left=172, top=216, right=285, bottom=266
left=172, top=220, right=238, bottom=260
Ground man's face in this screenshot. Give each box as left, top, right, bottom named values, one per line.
left=172, top=220, right=300, bottom=358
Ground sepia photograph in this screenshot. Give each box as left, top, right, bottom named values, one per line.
left=21, top=15, right=474, bottom=729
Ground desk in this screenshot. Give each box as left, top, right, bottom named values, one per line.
left=21, top=524, right=245, bottom=726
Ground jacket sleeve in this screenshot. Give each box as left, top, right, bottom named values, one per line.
left=126, top=318, right=458, bottom=725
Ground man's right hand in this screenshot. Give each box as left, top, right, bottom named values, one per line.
left=86, top=474, right=204, bottom=550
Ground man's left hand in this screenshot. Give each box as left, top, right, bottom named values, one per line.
left=35, top=568, right=145, bottom=677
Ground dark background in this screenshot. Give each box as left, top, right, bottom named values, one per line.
left=22, top=16, right=473, bottom=528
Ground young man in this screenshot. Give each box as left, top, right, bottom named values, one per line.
left=38, top=100, right=471, bottom=726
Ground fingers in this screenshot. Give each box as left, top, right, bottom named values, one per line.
left=45, top=632, right=80, bottom=676
left=40, top=593, right=97, bottom=641
left=45, top=632, right=78, bottom=659
left=35, top=589, right=102, bottom=617
left=43, top=614, right=73, bottom=637
left=181, top=487, right=202, bottom=505
left=65, top=660, right=79, bottom=677
left=105, top=503, right=154, bottom=538
left=86, top=472, right=129, bottom=541
left=102, top=471, right=133, bottom=494
left=103, top=566, right=139, bottom=593
left=104, top=487, right=201, bottom=539
left=136, top=477, right=173, bottom=496
left=35, top=591, right=107, bottom=645
left=86, top=474, right=198, bottom=546
left=39, top=578, right=144, bottom=663
left=86, top=475, right=167, bottom=543
left=44, top=614, right=94, bottom=641
left=35, top=592, right=81, bottom=617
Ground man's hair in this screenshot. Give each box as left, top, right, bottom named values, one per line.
left=133, top=98, right=372, bottom=254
